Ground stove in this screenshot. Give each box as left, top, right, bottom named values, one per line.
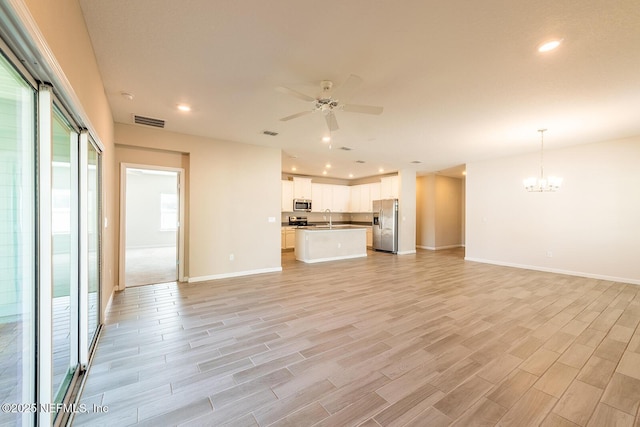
left=288, top=216, right=308, bottom=226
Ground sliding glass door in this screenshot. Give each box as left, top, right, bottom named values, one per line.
left=1, top=42, right=103, bottom=425
left=51, top=108, right=79, bottom=406
left=86, top=140, right=101, bottom=349
left=0, top=50, right=36, bottom=427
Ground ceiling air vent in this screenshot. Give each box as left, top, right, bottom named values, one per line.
left=133, top=114, right=165, bottom=128
left=340, top=146, right=353, bottom=151
left=356, top=160, right=366, bottom=164
left=263, top=130, right=279, bottom=136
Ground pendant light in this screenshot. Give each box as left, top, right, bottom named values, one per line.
left=523, top=129, right=562, bottom=192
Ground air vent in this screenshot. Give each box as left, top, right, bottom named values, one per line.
left=263, top=130, right=279, bottom=136
left=356, top=160, right=366, bottom=164
left=133, top=115, right=165, bottom=128
left=340, top=146, right=353, bottom=151
left=411, top=160, right=422, bottom=164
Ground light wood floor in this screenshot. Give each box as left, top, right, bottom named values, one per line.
left=73, top=249, right=640, bottom=426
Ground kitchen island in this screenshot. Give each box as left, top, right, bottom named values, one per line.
left=295, top=226, right=367, bottom=263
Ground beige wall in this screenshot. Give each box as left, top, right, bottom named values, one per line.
left=21, top=0, right=116, bottom=314
left=397, top=169, right=416, bottom=254
left=115, top=123, right=282, bottom=281
left=416, top=175, right=435, bottom=248
left=435, top=176, right=463, bottom=248
left=466, top=136, right=640, bottom=285
left=416, top=174, right=463, bottom=249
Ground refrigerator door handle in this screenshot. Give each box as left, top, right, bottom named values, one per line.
left=379, top=209, right=383, bottom=229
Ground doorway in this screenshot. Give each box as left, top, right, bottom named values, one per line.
left=120, top=164, right=185, bottom=288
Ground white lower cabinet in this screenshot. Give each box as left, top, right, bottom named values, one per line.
left=282, top=227, right=296, bottom=249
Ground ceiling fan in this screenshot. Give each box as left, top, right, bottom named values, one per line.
left=277, top=74, right=383, bottom=132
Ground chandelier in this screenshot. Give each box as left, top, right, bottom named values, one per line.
left=523, top=129, right=562, bottom=192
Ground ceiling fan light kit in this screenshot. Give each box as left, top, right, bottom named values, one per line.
left=277, top=74, right=383, bottom=132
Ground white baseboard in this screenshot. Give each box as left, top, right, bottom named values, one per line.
left=397, top=250, right=417, bottom=255
left=188, top=267, right=283, bottom=283
left=464, top=257, right=640, bottom=286
left=416, top=244, right=463, bottom=251
left=298, top=254, right=367, bottom=264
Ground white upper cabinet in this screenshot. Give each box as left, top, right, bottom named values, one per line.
left=349, top=183, right=374, bottom=212
left=332, top=185, right=350, bottom=212
left=313, top=183, right=349, bottom=212
left=360, top=184, right=371, bottom=212
left=311, top=183, right=325, bottom=212
left=380, top=176, right=399, bottom=199
left=293, top=177, right=312, bottom=199
left=281, top=180, right=293, bottom=212
left=350, top=185, right=361, bottom=212
left=369, top=182, right=381, bottom=206
left=284, top=176, right=392, bottom=213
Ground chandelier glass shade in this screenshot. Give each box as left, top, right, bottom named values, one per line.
left=523, top=129, right=562, bottom=192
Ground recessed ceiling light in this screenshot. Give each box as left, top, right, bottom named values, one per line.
left=322, top=170, right=328, bottom=175
left=177, top=104, right=191, bottom=112
left=322, top=136, right=331, bottom=143
left=120, top=91, right=134, bottom=101
left=291, top=166, right=297, bottom=171
left=325, top=163, right=332, bottom=169
left=348, top=173, right=354, bottom=178
left=538, top=39, right=562, bottom=52
left=379, top=168, right=385, bottom=173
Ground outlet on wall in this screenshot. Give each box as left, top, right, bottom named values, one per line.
left=229, top=253, right=235, bottom=261
left=546, top=251, right=553, bottom=258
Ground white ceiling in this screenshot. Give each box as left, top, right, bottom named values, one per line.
left=78, top=0, right=640, bottom=180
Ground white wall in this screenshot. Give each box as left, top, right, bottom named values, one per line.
left=115, top=123, right=282, bottom=282
left=466, top=136, right=640, bottom=285
left=125, top=172, right=177, bottom=248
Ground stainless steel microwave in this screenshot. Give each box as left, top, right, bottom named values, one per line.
left=293, top=199, right=312, bottom=212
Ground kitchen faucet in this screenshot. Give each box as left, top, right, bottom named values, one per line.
left=324, top=208, right=332, bottom=228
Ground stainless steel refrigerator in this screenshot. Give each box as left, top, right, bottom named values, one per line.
left=372, top=199, right=398, bottom=253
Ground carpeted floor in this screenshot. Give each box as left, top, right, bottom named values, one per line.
left=125, top=246, right=177, bottom=287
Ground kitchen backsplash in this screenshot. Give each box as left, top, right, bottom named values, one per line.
left=281, top=211, right=373, bottom=224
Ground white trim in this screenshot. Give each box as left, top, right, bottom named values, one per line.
left=296, top=254, right=367, bottom=264
left=37, top=83, right=53, bottom=427
left=416, top=244, right=463, bottom=251
left=464, top=257, right=640, bottom=286
left=67, top=125, right=80, bottom=372
left=119, top=163, right=185, bottom=289
left=188, top=267, right=283, bottom=283
left=397, top=250, right=417, bottom=255
left=118, top=164, right=126, bottom=290
left=78, top=132, right=89, bottom=367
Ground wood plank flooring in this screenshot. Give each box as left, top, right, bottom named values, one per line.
left=73, top=249, right=640, bottom=426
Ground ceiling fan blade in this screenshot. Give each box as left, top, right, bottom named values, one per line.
left=332, top=74, right=363, bottom=102
left=276, top=86, right=316, bottom=102
left=342, top=104, right=384, bottom=115
left=325, top=112, right=339, bottom=131
left=280, top=110, right=313, bottom=121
